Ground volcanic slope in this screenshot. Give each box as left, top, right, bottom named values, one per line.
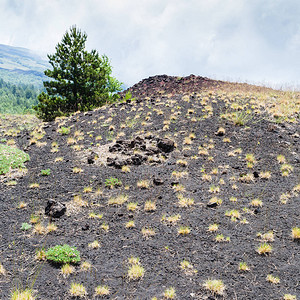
left=0, top=75, right=299, bottom=299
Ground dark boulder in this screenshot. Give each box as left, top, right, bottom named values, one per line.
left=45, top=200, right=66, bottom=218
left=157, top=138, right=175, bottom=153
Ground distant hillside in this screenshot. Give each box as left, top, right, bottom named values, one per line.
left=0, top=44, right=48, bottom=86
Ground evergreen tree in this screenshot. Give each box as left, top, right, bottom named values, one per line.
left=34, top=26, right=122, bottom=121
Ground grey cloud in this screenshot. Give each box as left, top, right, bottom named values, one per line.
left=0, top=0, right=299, bottom=88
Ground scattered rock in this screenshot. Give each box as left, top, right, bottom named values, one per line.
left=45, top=200, right=66, bottom=218
left=157, top=138, right=175, bottom=153
left=153, top=177, right=164, bottom=185
left=87, top=151, right=98, bottom=164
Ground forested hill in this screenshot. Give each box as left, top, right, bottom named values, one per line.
left=0, top=44, right=48, bottom=86
left=0, top=78, right=40, bottom=114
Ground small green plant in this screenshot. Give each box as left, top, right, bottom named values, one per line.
left=105, top=177, right=122, bottom=188
left=0, top=144, right=30, bottom=175
left=123, top=90, right=134, bottom=102
left=21, top=222, right=32, bottom=231
left=58, top=126, right=70, bottom=135
left=46, top=244, right=80, bottom=264
left=40, top=168, right=51, bottom=176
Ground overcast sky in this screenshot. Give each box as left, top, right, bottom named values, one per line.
left=1, top=0, right=299, bottom=89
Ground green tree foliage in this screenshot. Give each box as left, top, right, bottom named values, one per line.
left=34, top=26, right=122, bottom=121
left=0, top=78, right=40, bottom=114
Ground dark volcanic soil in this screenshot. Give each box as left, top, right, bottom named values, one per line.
left=0, top=75, right=299, bottom=300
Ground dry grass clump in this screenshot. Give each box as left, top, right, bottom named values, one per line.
left=94, top=285, right=110, bottom=296
left=141, top=227, right=156, bottom=238
left=283, top=294, right=297, bottom=300
left=73, top=195, right=88, bottom=207
left=208, top=197, right=222, bottom=206
left=177, top=194, right=194, bottom=207
left=257, top=243, right=272, bottom=255
left=203, top=279, right=226, bottom=295
left=69, top=283, right=87, bottom=298
left=239, top=262, right=250, bottom=271
left=125, top=221, right=135, bottom=228
left=61, top=264, right=75, bottom=277
left=33, top=223, right=47, bottom=235
left=291, top=227, right=300, bottom=240
left=127, top=202, right=138, bottom=211
left=88, top=240, right=100, bottom=249
left=80, top=261, right=92, bottom=272
left=144, top=200, right=156, bottom=211
left=251, top=198, right=263, bottom=207
left=257, top=231, right=274, bottom=242
left=238, top=173, right=254, bottom=183
left=260, top=171, right=271, bottom=179
left=176, top=159, right=188, bottom=167
left=108, top=194, right=128, bottom=206
left=121, top=165, right=131, bottom=173
left=161, top=214, right=181, bottom=225
left=11, top=289, right=35, bottom=300
left=225, top=209, right=241, bottom=221
left=180, top=259, right=197, bottom=275
left=208, top=223, right=219, bottom=232
left=172, top=184, right=185, bottom=192
left=266, top=274, right=280, bottom=284
left=137, top=180, right=151, bottom=189
left=128, top=257, right=145, bottom=280
left=17, top=201, right=27, bottom=209
left=163, top=287, right=176, bottom=299
left=72, top=167, right=83, bottom=173
left=178, top=226, right=191, bottom=235
left=171, top=170, right=188, bottom=179
left=0, top=263, right=6, bottom=275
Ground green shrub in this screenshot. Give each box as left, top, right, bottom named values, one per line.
left=21, top=223, right=32, bottom=231
left=45, top=244, right=80, bottom=264
left=0, top=144, right=30, bottom=175
left=40, top=169, right=51, bottom=176
left=58, top=126, right=70, bottom=135
left=105, top=177, right=122, bottom=188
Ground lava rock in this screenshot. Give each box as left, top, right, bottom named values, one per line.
left=45, top=200, right=66, bottom=218
left=87, top=151, right=98, bottom=164
left=157, top=138, right=175, bottom=153
left=153, top=177, right=164, bottom=185
left=131, top=154, right=145, bottom=165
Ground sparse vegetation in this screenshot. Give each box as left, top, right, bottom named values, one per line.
left=1, top=74, right=299, bottom=299
left=0, top=144, right=30, bottom=175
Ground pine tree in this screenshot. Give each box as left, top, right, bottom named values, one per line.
left=34, top=26, right=122, bottom=121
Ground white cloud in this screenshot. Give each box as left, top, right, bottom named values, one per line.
left=0, top=0, right=299, bottom=88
